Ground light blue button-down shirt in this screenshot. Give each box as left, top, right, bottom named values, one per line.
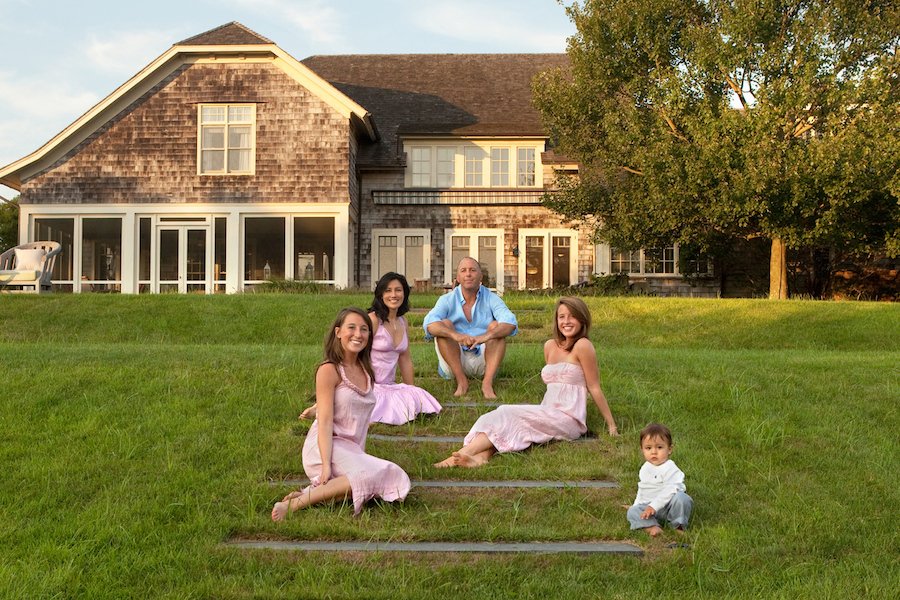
left=423, top=284, right=518, bottom=340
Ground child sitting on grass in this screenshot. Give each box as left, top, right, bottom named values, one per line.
left=627, top=423, right=693, bottom=536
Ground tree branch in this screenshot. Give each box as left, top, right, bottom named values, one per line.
left=722, top=70, right=748, bottom=111
left=620, top=166, right=644, bottom=175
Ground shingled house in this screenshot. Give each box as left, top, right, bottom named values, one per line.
left=0, top=22, right=717, bottom=295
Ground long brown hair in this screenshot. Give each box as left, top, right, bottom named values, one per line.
left=552, top=296, right=592, bottom=350
left=320, top=307, right=375, bottom=380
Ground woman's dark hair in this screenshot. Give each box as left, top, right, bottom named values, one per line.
left=368, top=272, right=411, bottom=323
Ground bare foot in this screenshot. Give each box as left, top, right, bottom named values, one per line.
left=451, top=451, right=486, bottom=468
left=434, top=456, right=457, bottom=468
left=481, top=382, right=497, bottom=399
left=453, top=383, right=469, bottom=397
left=271, top=501, right=290, bottom=522
left=646, top=525, right=663, bottom=537
left=299, top=405, right=316, bottom=420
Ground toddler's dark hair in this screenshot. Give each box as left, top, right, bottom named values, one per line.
left=639, top=423, right=673, bottom=446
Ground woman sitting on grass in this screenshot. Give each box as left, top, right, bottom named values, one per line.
left=272, top=307, right=410, bottom=520
left=301, top=272, right=442, bottom=424
left=434, top=296, right=618, bottom=468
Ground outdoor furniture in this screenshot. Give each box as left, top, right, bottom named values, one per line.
left=0, top=241, right=62, bottom=294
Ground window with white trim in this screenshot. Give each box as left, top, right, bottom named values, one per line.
left=517, top=147, right=536, bottom=186
left=464, top=147, right=484, bottom=186
left=199, top=104, right=255, bottom=174
left=444, top=228, right=504, bottom=291
left=518, top=229, right=578, bottom=289
left=436, top=147, right=455, bottom=187
left=602, top=244, right=712, bottom=276
left=410, top=147, right=432, bottom=187
left=491, top=147, right=510, bottom=186
left=371, top=229, right=432, bottom=287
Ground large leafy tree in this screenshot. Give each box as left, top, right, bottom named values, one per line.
left=0, top=196, right=19, bottom=253
left=535, top=0, right=899, bottom=297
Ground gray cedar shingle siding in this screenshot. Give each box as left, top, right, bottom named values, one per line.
left=22, top=62, right=351, bottom=205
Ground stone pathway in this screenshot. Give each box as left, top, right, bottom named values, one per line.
left=367, top=433, right=597, bottom=443
left=226, top=540, right=642, bottom=555
left=269, top=478, right=618, bottom=489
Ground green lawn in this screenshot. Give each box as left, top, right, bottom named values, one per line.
left=1, top=294, right=897, bottom=598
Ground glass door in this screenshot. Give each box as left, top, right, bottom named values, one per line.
left=157, top=227, right=209, bottom=293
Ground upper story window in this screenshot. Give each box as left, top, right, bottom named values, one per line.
left=464, top=147, right=484, bottom=187
left=404, top=141, right=543, bottom=188
left=517, top=147, right=536, bottom=186
left=491, top=147, right=510, bottom=186
left=410, top=147, right=432, bottom=186
left=199, top=104, right=255, bottom=175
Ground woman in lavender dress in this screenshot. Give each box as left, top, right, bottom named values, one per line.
left=272, top=308, right=410, bottom=520
left=434, top=296, right=618, bottom=468
left=301, top=273, right=442, bottom=425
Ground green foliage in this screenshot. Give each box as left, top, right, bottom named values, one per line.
left=0, top=196, right=18, bottom=253
left=534, top=0, right=900, bottom=292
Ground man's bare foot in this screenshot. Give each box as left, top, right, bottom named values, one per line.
left=451, top=451, right=487, bottom=468
left=434, top=456, right=457, bottom=468
left=271, top=501, right=290, bottom=522
left=453, top=383, right=469, bottom=397
left=646, top=525, right=663, bottom=537
left=299, top=405, right=316, bottom=420
left=481, top=382, right=497, bottom=399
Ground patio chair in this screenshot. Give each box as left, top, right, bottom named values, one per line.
left=0, top=241, right=62, bottom=294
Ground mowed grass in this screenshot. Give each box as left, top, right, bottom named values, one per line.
left=0, top=293, right=897, bottom=599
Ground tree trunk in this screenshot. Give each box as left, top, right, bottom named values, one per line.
left=769, top=237, right=788, bottom=299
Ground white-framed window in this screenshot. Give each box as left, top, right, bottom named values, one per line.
left=491, top=147, right=510, bottom=186
left=518, top=229, right=578, bottom=289
left=371, top=228, right=432, bottom=288
left=517, top=147, right=536, bottom=186
left=597, top=244, right=712, bottom=276
left=444, top=228, right=504, bottom=292
left=410, top=147, right=432, bottom=187
left=198, top=104, right=255, bottom=175
left=464, top=146, right=484, bottom=187
left=436, top=147, right=456, bottom=187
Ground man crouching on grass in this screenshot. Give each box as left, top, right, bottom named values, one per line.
left=423, top=257, right=517, bottom=398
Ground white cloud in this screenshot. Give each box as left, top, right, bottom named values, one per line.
left=409, top=1, right=570, bottom=52
left=84, top=29, right=175, bottom=75
left=226, top=0, right=345, bottom=46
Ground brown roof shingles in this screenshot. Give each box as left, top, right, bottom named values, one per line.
left=176, top=22, right=274, bottom=46
left=302, top=54, right=569, bottom=168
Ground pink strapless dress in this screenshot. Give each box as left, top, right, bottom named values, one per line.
left=302, top=364, right=410, bottom=514
left=369, top=317, right=442, bottom=425
left=463, top=362, right=588, bottom=453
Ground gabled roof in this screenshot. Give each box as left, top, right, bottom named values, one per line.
left=176, top=21, right=274, bottom=46
left=0, top=23, right=375, bottom=190
left=302, top=54, right=569, bottom=168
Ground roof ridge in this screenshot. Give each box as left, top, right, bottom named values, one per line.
left=175, top=21, right=274, bottom=46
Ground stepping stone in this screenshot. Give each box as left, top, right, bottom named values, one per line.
left=226, top=539, right=642, bottom=555
left=442, top=402, right=501, bottom=408
left=367, top=434, right=597, bottom=443
left=269, top=478, right=618, bottom=489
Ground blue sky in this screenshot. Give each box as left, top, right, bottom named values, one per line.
left=0, top=0, right=576, bottom=199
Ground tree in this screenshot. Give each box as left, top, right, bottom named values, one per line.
left=534, top=0, right=899, bottom=298
left=0, top=196, right=19, bottom=253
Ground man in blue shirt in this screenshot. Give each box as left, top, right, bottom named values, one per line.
left=423, top=257, right=518, bottom=398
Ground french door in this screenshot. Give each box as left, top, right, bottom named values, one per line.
left=518, top=229, right=578, bottom=289
left=157, top=227, right=210, bottom=293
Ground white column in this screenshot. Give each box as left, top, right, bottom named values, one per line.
left=226, top=211, right=240, bottom=294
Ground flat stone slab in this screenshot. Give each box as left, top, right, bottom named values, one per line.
left=226, top=539, right=642, bottom=555
left=269, top=478, right=618, bottom=489
left=442, top=402, right=501, bottom=408
left=368, top=433, right=597, bottom=443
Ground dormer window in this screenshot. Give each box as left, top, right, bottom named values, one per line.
left=198, top=104, right=255, bottom=175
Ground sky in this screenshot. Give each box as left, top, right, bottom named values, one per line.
left=0, top=0, right=577, bottom=199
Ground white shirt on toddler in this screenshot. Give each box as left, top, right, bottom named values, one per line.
left=634, top=459, right=687, bottom=512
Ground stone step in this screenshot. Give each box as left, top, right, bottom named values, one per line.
left=225, top=539, right=642, bottom=555
left=269, top=478, right=618, bottom=489
left=367, top=433, right=597, bottom=443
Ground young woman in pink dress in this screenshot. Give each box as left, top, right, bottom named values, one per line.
left=301, top=273, right=442, bottom=425
left=434, top=296, right=618, bottom=468
left=272, top=308, right=410, bottom=520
